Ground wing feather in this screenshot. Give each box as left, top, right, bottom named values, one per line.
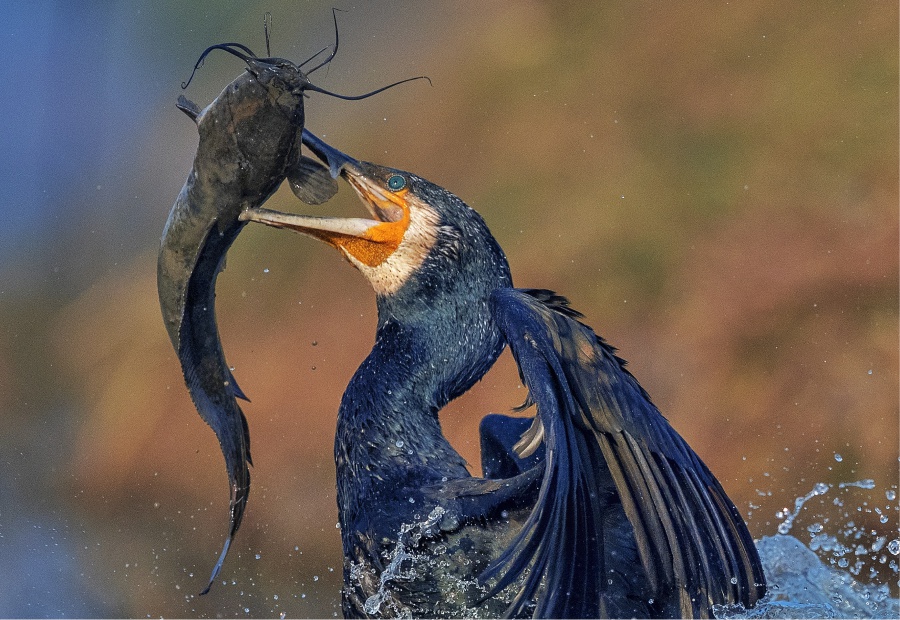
left=484, top=288, right=765, bottom=618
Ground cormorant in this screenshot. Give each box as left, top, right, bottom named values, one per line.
left=239, top=130, right=766, bottom=618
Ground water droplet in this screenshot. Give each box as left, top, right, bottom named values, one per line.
left=243, top=608, right=250, bottom=614
left=395, top=440, right=404, bottom=448
left=839, top=479, right=875, bottom=490
left=888, top=539, right=900, bottom=556
left=263, top=268, right=269, bottom=273
left=867, top=369, right=873, bottom=375
left=886, top=490, right=896, bottom=501
left=255, top=553, right=261, bottom=560
left=834, top=453, right=843, bottom=462
left=730, top=577, right=738, bottom=584
left=500, top=510, right=509, bottom=519
left=273, top=594, right=279, bottom=600
left=408, top=497, right=415, bottom=503
left=881, top=515, right=889, bottom=523
left=313, top=575, right=319, bottom=582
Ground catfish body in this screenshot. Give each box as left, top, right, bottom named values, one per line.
left=157, top=57, right=335, bottom=592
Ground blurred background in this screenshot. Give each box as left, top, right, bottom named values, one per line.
left=0, top=1, right=896, bottom=617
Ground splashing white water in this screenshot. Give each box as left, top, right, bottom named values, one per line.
left=719, top=479, right=899, bottom=619
left=361, top=506, right=448, bottom=617
left=716, top=535, right=898, bottom=619
left=334, top=477, right=898, bottom=618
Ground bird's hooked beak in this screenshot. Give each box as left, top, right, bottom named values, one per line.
left=239, top=130, right=411, bottom=268
left=301, top=129, right=357, bottom=179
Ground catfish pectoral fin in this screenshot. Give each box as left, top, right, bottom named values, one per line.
left=287, top=155, right=339, bottom=205
left=176, top=95, right=202, bottom=123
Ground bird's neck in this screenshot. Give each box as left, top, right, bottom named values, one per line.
left=333, top=206, right=513, bottom=537
left=334, top=309, right=504, bottom=533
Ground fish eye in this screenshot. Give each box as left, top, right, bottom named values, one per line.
left=387, top=175, right=406, bottom=191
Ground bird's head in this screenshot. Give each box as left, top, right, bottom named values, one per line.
left=241, top=130, right=512, bottom=316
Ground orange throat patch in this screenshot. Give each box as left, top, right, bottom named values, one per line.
left=327, top=206, right=410, bottom=268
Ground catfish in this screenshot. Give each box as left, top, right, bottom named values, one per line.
left=157, top=27, right=427, bottom=594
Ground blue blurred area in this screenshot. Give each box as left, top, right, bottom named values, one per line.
left=0, top=4, right=54, bottom=259
left=2, top=3, right=154, bottom=288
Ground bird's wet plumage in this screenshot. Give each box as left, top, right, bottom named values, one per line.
left=238, top=130, right=766, bottom=618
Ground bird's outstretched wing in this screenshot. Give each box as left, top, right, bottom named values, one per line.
left=484, top=288, right=765, bottom=618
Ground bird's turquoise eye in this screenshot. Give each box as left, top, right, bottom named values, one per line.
left=387, top=175, right=406, bottom=191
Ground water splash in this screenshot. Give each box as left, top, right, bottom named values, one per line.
left=776, top=482, right=830, bottom=535
left=774, top=479, right=897, bottom=578
left=361, top=547, right=416, bottom=617
left=308, top=476, right=897, bottom=618
left=720, top=478, right=899, bottom=618
left=361, top=506, right=447, bottom=617
left=716, top=535, right=898, bottom=619
left=840, top=479, right=877, bottom=490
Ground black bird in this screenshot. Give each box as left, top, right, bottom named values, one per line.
left=240, top=130, right=766, bottom=618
